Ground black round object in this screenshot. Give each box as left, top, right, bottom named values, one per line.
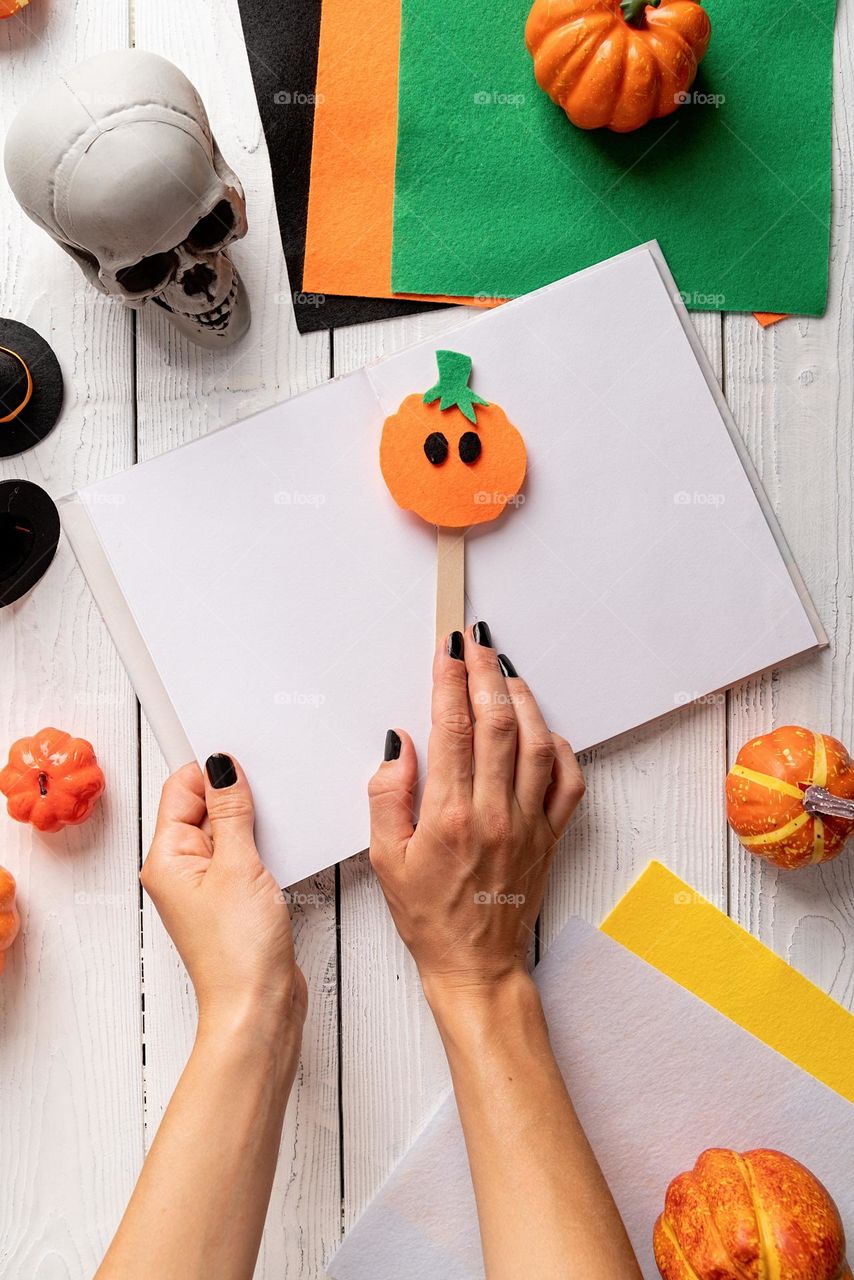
left=423, top=431, right=449, bottom=465
left=0, top=318, right=64, bottom=458
left=458, top=431, right=481, bottom=464
left=0, top=480, right=61, bottom=607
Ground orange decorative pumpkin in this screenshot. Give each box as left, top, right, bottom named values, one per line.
left=726, top=726, right=854, bottom=869
left=0, top=728, right=105, bottom=833
left=380, top=349, right=526, bottom=528
left=525, top=0, right=711, bottom=133
left=0, top=866, right=20, bottom=974
left=0, top=0, right=30, bottom=17
left=654, top=1149, right=851, bottom=1280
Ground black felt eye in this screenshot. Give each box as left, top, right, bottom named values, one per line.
left=424, top=432, right=449, bottom=465
left=459, top=432, right=481, bottom=464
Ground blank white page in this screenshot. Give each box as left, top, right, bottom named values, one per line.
left=72, top=245, right=821, bottom=885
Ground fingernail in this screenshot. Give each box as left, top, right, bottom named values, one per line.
left=206, top=753, right=237, bottom=789
left=384, top=729, right=401, bottom=761
left=447, top=630, right=464, bottom=660
left=473, top=620, right=493, bottom=648
left=497, top=653, right=518, bottom=678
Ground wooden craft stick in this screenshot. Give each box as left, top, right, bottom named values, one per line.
left=435, top=526, right=465, bottom=643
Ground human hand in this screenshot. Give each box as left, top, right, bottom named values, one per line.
left=141, top=756, right=307, bottom=1044
left=368, top=623, right=585, bottom=1009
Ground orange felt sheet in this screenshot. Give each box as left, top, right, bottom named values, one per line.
left=303, top=0, right=493, bottom=308
left=754, top=312, right=788, bottom=327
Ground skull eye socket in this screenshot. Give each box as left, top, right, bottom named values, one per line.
left=115, top=251, right=177, bottom=296
left=459, top=432, right=481, bottom=464
left=424, top=432, right=449, bottom=465
left=187, top=199, right=235, bottom=251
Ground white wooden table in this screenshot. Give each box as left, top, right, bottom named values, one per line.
left=1, top=1, right=852, bottom=1275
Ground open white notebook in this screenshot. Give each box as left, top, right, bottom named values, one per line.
left=62, top=244, right=824, bottom=885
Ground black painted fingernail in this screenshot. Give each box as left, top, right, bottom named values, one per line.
left=473, top=620, right=493, bottom=648
left=206, top=753, right=237, bottom=789
left=497, top=654, right=518, bottom=678
left=384, top=729, right=401, bottom=761
left=447, top=630, right=464, bottom=660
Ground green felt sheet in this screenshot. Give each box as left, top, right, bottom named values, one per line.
left=391, top=0, right=835, bottom=314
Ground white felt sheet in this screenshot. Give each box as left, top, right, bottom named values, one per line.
left=64, top=244, right=822, bottom=886
left=328, top=920, right=854, bottom=1280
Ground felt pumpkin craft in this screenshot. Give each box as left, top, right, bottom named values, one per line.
left=726, top=726, right=854, bottom=869
left=654, top=1148, right=852, bottom=1280
left=380, top=349, right=526, bottom=529
left=0, top=866, right=20, bottom=975
left=0, top=0, right=30, bottom=16
left=380, top=350, right=527, bottom=639
left=0, top=727, right=105, bottom=833
left=526, top=0, right=711, bottom=133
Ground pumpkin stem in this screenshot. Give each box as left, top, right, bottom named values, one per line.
left=620, top=0, right=659, bottom=25
left=803, top=785, right=854, bottom=822
left=423, top=350, right=489, bottom=425
left=37, top=770, right=48, bottom=797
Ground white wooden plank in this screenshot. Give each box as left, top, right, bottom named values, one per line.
left=0, top=2, right=142, bottom=1273
left=132, top=1, right=340, bottom=1274
left=725, top=0, right=854, bottom=1007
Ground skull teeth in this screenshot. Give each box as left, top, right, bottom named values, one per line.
left=196, top=278, right=238, bottom=329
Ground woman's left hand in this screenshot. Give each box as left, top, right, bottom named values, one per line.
left=141, top=755, right=307, bottom=1041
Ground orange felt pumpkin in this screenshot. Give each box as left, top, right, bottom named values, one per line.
left=525, top=0, right=711, bottom=133
left=726, top=726, right=854, bottom=869
left=0, top=727, right=105, bottom=833
left=0, top=866, right=20, bottom=975
left=380, top=350, right=526, bottom=528
left=0, top=0, right=30, bottom=16
left=654, top=1149, right=852, bottom=1280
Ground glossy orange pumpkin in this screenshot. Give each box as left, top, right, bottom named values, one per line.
left=655, top=1149, right=852, bottom=1280
left=0, top=728, right=105, bottom=833
left=526, top=0, right=712, bottom=133
left=0, top=0, right=30, bottom=17
left=380, top=349, right=526, bottom=528
left=726, top=726, right=854, bottom=869
left=0, top=866, right=20, bottom=974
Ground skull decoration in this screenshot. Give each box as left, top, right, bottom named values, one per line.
left=4, top=50, right=250, bottom=349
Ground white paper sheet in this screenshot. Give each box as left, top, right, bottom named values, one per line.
left=63, top=244, right=823, bottom=885
left=328, top=920, right=854, bottom=1280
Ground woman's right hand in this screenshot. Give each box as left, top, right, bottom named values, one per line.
left=367, top=622, right=584, bottom=1004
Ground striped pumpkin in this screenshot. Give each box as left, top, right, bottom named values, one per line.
left=654, top=1149, right=852, bottom=1280
left=726, top=726, right=854, bottom=869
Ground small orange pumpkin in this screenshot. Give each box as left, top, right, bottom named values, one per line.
left=726, top=726, right=854, bottom=870
left=0, top=0, right=31, bottom=17
left=0, top=866, right=20, bottom=975
left=525, top=0, right=711, bottom=133
left=380, top=350, right=526, bottom=528
left=0, top=728, right=105, bottom=833
left=654, top=1149, right=852, bottom=1280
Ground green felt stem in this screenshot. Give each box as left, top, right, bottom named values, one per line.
left=423, top=350, right=489, bottom=425
left=620, top=0, right=659, bottom=25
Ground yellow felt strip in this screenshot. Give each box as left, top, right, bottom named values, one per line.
left=812, top=731, right=828, bottom=787
left=601, top=862, right=854, bottom=1104
left=739, top=810, right=810, bottom=847
left=729, top=763, right=804, bottom=801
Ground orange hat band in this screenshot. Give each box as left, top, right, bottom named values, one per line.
left=0, top=346, right=34, bottom=424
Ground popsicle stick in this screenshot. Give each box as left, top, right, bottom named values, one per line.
left=435, top=526, right=465, bottom=642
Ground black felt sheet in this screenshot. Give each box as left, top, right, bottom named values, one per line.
left=235, top=0, right=446, bottom=333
